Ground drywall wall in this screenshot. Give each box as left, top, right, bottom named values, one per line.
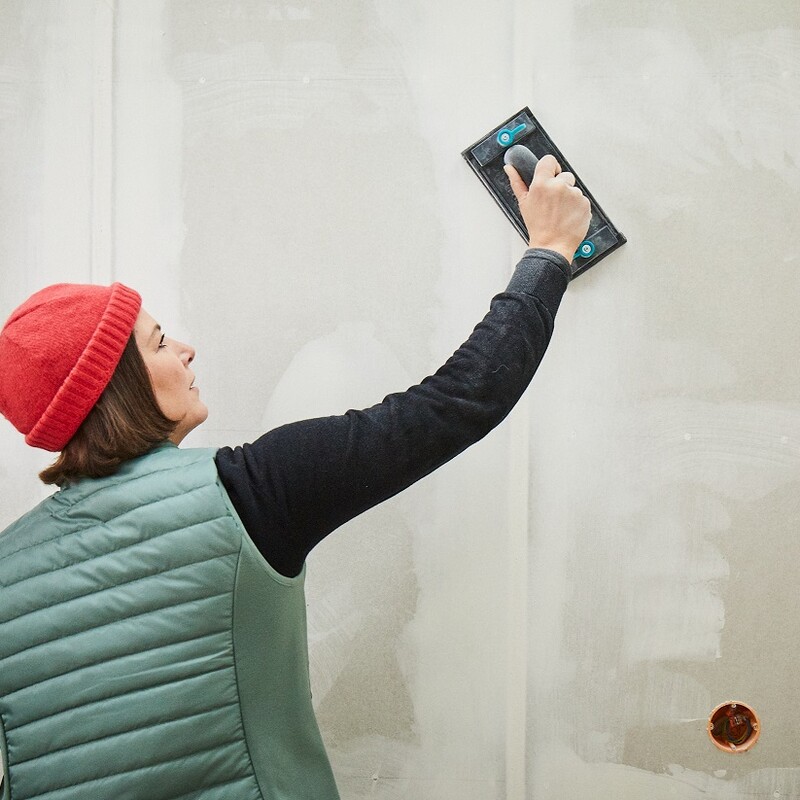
left=519, top=4, right=800, bottom=798
left=1, top=1, right=798, bottom=797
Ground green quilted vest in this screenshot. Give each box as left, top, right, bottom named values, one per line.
left=0, top=444, right=339, bottom=800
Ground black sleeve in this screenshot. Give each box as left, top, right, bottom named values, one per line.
left=215, top=249, right=570, bottom=577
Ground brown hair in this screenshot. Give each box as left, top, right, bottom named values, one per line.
left=39, top=335, right=177, bottom=486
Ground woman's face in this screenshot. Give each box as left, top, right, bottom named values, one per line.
left=133, top=309, right=209, bottom=444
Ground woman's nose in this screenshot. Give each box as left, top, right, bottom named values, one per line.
left=177, top=340, right=195, bottom=365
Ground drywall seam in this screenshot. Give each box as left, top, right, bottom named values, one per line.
left=505, top=402, right=531, bottom=800
left=505, top=1, right=538, bottom=794
left=90, top=0, right=114, bottom=284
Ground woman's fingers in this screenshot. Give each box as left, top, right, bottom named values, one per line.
left=503, top=164, right=530, bottom=202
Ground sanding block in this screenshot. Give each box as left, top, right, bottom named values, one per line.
left=462, top=107, right=626, bottom=278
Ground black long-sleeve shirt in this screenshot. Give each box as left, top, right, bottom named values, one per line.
left=214, top=249, right=570, bottom=577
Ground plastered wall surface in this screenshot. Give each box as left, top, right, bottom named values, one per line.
left=1, top=2, right=798, bottom=798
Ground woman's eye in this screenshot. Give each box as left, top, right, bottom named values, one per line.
left=158, top=335, right=167, bottom=349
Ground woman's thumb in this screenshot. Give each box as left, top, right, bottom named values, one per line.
left=504, top=164, right=528, bottom=203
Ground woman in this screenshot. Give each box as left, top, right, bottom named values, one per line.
left=0, top=157, right=589, bottom=800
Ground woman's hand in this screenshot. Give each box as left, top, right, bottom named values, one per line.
left=504, top=154, right=591, bottom=263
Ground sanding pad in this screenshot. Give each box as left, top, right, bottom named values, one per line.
left=462, top=107, right=626, bottom=278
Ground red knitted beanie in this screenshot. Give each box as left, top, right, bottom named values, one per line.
left=0, top=282, right=142, bottom=451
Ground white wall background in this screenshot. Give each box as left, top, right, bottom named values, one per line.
left=1, top=2, right=799, bottom=798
